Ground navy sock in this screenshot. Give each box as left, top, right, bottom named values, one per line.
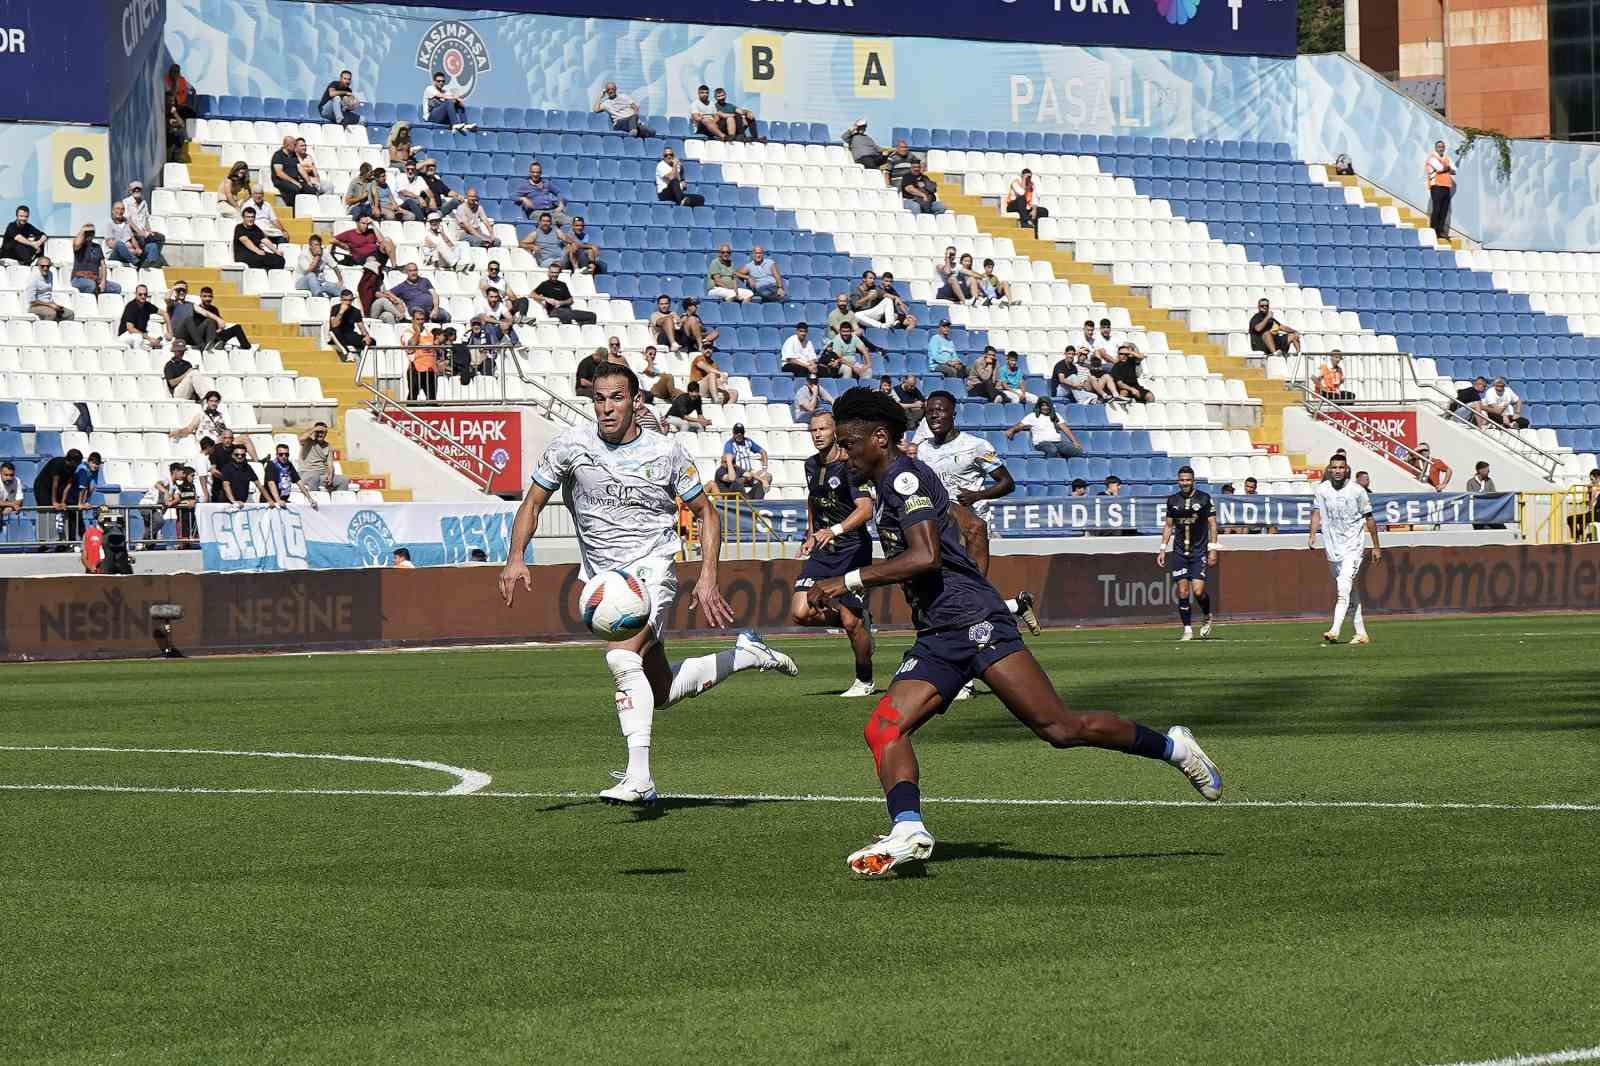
left=855, top=658, right=874, bottom=684
left=1196, top=591, right=1212, bottom=616
left=886, top=780, right=922, bottom=824
left=1131, top=723, right=1171, bottom=761
left=1177, top=597, right=1192, bottom=627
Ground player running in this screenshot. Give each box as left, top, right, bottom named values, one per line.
left=910, top=390, right=1041, bottom=646
left=1157, top=465, right=1218, bottom=642
left=809, top=389, right=1222, bottom=877
left=498, top=362, right=798, bottom=805
left=791, top=410, right=878, bottom=697
left=1309, top=453, right=1381, bottom=645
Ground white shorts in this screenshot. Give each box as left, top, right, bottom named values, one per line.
left=1327, top=554, right=1362, bottom=592
left=618, top=554, right=679, bottom=640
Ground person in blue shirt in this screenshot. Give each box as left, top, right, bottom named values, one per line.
left=807, top=388, right=1223, bottom=877
left=67, top=451, right=103, bottom=543
left=926, top=319, right=965, bottom=377
left=996, top=349, right=1029, bottom=403
left=514, top=161, right=568, bottom=226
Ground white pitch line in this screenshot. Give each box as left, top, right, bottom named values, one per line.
left=1, top=781, right=1596, bottom=813
left=0, top=745, right=492, bottom=795
left=1424, top=1044, right=1600, bottom=1066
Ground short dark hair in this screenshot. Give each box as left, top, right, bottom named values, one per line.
left=204, top=390, right=221, bottom=402
left=592, top=361, right=640, bottom=396
left=832, top=386, right=909, bottom=446
left=1105, top=475, right=1121, bottom=485
left=1177, top=465, right=1195, bottom=476
left=87, top=451, right=103, bottom=464
left=925, top=389, right=957, bottom=408
left=698, top=84, right=709, bottom=91
left=340, top=69, right=352, bottom=77
left=65, top=448, right=83, bottom=465
left=1475, top=461, right=1490, bottom=471
left=394, top=547, right=411, bottom=560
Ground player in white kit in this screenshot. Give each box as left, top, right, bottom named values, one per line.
left=498, top=362, right=798, bottom=804
left=1308, top=454, right=1382, bottom=645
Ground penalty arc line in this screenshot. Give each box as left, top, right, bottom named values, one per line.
left=1424, top=1044, right=1600, bottom=1066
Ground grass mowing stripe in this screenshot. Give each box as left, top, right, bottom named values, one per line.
left=1425, top=1045, right=1600, bottom=1066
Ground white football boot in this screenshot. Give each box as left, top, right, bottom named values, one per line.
left=1167, top=726, right=1222, bottom=801
left=1198, top=618, right=1213, bottom=639
left=846, top=823, right=936, bottom=877
left=840, top=679, right=877, bottom=698
left=738, top=630, right=799, bottom=676
left=954, top=680, right=976, bottom=700
left=1179, top=626, right=1194, bottom=642
left=599, top=771, right=657, bottom=805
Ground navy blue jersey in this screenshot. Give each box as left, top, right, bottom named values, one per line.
left=805, top=452, right=870, bottom=553
left=1165, top=489, right=1215, bottom=554
left=873, top=455, right=1007, bottom=631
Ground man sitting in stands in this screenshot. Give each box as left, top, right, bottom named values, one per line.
left=1248, top=297, right=1300, bottom=355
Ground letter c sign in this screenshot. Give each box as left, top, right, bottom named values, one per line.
left=51, top=129, right=109, bottom=206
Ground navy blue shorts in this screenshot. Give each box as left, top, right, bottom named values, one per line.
left=893, top=612, right=1027, bottom=707
left=1169, top=550, right=1208, bottom=581
left=794, top=537, right=873, bottom=589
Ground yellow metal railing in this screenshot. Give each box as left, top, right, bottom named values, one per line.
left=678, top=492, right=788, bottom=561
left=1519, top=488, right=1599, bottom=545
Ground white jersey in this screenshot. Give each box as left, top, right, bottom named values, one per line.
left=913, top=430, right=1005, bottom=499
left=1313, top=480, right=1373, bottom=562
left=532, top=424, right=702, bottom=577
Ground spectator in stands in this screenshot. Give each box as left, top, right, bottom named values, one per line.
left=393, top=159, right=432, bottom=222
left=1102, top=475, right=1123, bottom=497
left=370, top=168, right=416, bottom=223
left=66, top=452, right=102, bottom=541
left=386, top=122, right=416, bottom=167
left=927, top=319, right=966, bottom=377
left=655, top=146, right=704, bottom=207
left=878, top=376, right=895, bottom=395
left=165, top=64, right=196, bottom=120
left=1424, top=139, right=1456, bottom=239
left=1049, top=348, right=1077, bottom=401
left=714, top=87, right=762, bottom=142
left=976, top=259, right=1014, bottom=306
left=997, top=350, right=1030, bottom=404
left=690, top=85, right=730, bottom=140
left=1479, top=376, right=1528, bottom=429
left=70, top=223, right=120, bottom=296
left=1572, top=469, right=1600, bottom=541
left=1007, top=168, right=1049, bottom=231
left=164, top=280, right=192, bottom=334
left=381, top=262, right=449, bottom=325
left=232, top=206, right=286, bottom=271
left=533, top=262, right=597, bottom=325
left=900, top=160, right=946, bottom=215
left=0, top=462, right=22, bottom=533
left=1317, top=350, right=1354, bottom=402
left=419, top=158, right=461, bottom=219
left=560, top=216, right=602, bottom=275
left=404, top=309, right=440, bottom=402
left=894, top=375, right=926, bottom=427
left=935, top=247, right=976, bottom=304
left=166, top=100, right=188, bottom=163
left=780, top=321, right=819, bottom=376
left=271, top=135, right=308, bottom=206
left=691, top=348, right=737, bottom=404
left=262, top=443, right=306, bottom=507
left=594, top=82, right=648, bottom=137
left=294, top=137, right=328, bottom=195
left=217, top=160, right=253, bottom=219
left=294, top=235, right=343, bottom=299
left=884, top=139, right=921, bottom=187
left=966, top=347, right=1002, bottom=402
left=328, top=290, right=375, bottom=360
left=1249, top=298, right=1300, bottom=355
left=1111, top=343, right=1153, bottom=403
left=173, top=392, right=253, bottom=457
left=1079, top=348, right=1122, bottom=404
left=299, top=424, right=350, bottom=492
left=392, top=548, right=414, bottom=568
left=680, top=297, right=718, bottom=352
left=851, top=270, right=915, bottom=330
left=480, top=261, right=528, bottom=320
left=118, top=182, right=166, bottom=267
left=792, top=373, right=833, bottom=424
left=717, top=424, right=773, bottom=499
left=32, top=448, right=82, bottom=549
left=1355, top=470, right=1373, bottom=494
left=1451, top=375, right=1488, bottom=421
left=822, top=320, right=872, bottom=380
left=320, top=70, right=362, bottom=124
left=1094, top=318, right=1125, bottom=359
left=472, top=286, right=518, bottom=346
left=216, top=442, right=261, bottom=506
left=666, top=381, right=711, bottom=433
left=185, top=286, right=251, bottom=351
left=1465, top=461, right=1495, bottom=494
left=117, top=285, right=163, bottom=348
left=515, top=161, right=568, bottom=225
left=2, top=205, right=46, bottom=266
left=344, top=162, right=378, bottom=221
left=1410, top=441, right=1451, bottom=489
left=1006, top=398, right=1084, bottom=460
left=634, top=346, right=683, bottom=403
left=332, top=215, right=395, bottom=313
left=419, top=213, right=467, bottom=274
left=633, top=390, right=664, bottom=432
left=424, top=72, right=474, bottom=132
left=650, top=294, right=688, bottom=351
left=246, top=188, right=286, bottom=240
left=707, top=245, right=754, bottom=302
left=739, top=244, right=785, bottom=302
left=1069, top=478, right=1088, bottom=496
left=451, top=188, right=500, bottom=248
left=162, top=340, right=210, bottom=400
left=842, top=120, right=887, bottom=170
left=575, top=340, right=616, bottom=398
left=521, top=212, right=566, bottom=268
left=27, top=258, right=73, bottom=321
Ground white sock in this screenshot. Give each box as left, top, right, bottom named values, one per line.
left=1331, top=595, right=1348, bottom=635
left=1166, top=728, right=1190, bottom=763
left=1352, top=601, right=1366, bottom=636
left=606, top=649, right=654, bottom=781
left=1004, top=597, right=1019, bottom=613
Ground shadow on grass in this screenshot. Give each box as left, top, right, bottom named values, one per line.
left=930, top=842, right=1222, bottom=866
left=619, top=867, right=688, bottom=876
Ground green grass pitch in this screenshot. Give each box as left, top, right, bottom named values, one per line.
left=4, top=614, right=1599, bottom=1065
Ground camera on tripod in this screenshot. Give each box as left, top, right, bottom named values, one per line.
left=97, top=513, right=135, bottom=575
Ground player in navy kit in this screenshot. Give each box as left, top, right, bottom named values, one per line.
left=808, top=390, right=1223, bottom=877
left=790, top=410, right=878, bottom=697
left=1157, top=465, right=1218, bottom=642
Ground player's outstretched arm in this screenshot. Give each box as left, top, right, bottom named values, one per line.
left=499, top=482, right=552, bottom=606
left=808, top=520, right=939, bottom=610
left=684, top=491, right=735, bottom=627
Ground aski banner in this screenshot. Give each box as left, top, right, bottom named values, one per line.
left=1317, top=409, right=1418, bottom=470
left=407, top=409, right=522, bottom=494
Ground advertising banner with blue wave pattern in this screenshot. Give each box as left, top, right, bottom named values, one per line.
left=198, top=502, right=535, bottom=572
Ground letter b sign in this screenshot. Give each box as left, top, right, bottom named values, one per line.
left=740, top=33, right=783, bottom=94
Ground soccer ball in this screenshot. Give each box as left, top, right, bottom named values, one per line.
left=579, top=570, right=652, bottom=641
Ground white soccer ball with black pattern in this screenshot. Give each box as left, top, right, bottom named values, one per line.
left=579, top=570, right=652, bottom=641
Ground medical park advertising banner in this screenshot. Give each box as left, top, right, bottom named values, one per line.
left=198, top=502, right=535, bottom=572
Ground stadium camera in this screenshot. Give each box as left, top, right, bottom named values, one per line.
left=149, top=603, right=186, bottom=659
left=98, top=514, right=135, bottom=575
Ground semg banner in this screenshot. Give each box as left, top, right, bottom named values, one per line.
left=405, top=409, right=522, bottom=494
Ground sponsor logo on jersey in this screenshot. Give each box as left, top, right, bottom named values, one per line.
left=892, top=471, right=920, bottom=495
left=895, top=657, right=920, bottom=675
left=904, top=494, right=932, bottom=513
left=968, top=621, right=994, bottom=646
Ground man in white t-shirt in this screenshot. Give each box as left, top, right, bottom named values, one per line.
left=1003, top=398, right=1084, bottom=459
left=780, top=321, right=819, bottom=376
left=424, top=71, right=475, bottom=132
left=1308, top=454, right=1382, bottom=645
left=1477, top=376, right=1527, bottom=429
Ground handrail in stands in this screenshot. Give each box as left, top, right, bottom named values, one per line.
left=353, top=348, right=496, bottom=493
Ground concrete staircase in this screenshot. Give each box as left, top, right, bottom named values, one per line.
left=1330, top=173, right=1462, bottom=250
left=934, top=177, right=1308, bottom=468
left=176, top=150, right=410, bottom=500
